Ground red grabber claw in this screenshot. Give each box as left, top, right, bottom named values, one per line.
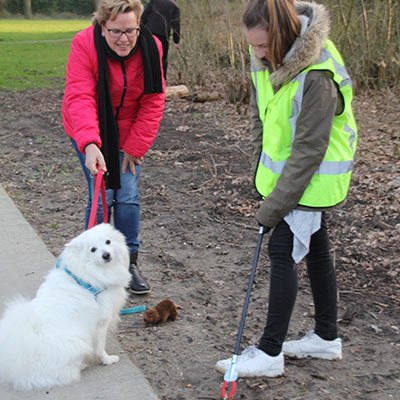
left=221, top=380, right=237, bottom=399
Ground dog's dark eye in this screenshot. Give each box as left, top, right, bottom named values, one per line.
left=91, top=247, right=97, bottom=253
left=106, top=239, right=111, bottom=245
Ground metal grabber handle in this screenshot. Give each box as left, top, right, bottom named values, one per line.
left=221, top=225, right=267, bottom=399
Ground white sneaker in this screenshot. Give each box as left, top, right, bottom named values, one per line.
left=215, top=346, right=284, bottom=378
left=282, top=331, right=342, bottom=360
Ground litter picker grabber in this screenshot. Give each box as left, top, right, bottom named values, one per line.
left=87, top=168, right=108, bottom=229
left=221, top=225, right=266, bottom=400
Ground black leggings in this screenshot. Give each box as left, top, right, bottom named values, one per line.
left=258, top=213, right=338, bottom=356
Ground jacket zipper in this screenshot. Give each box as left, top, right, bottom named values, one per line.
left=115, top=61, right=127, bottom=120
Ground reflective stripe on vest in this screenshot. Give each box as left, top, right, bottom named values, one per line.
left=251, top=40, right=358, bottom=207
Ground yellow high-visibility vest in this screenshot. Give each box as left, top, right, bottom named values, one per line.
left=251, top=40, right=357, bottom=207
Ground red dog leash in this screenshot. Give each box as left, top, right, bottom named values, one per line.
left=87, top=169, right=108, bottom=229
left=87, top=169, right=148, bottom=314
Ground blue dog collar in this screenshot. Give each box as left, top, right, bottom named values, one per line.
left=55, top=258, right=106, bottom=298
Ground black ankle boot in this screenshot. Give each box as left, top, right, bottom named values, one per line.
left=128, top=253, right=150, bottom=294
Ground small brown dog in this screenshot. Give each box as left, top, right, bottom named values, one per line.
left=143, top=299, right=178, bottom=325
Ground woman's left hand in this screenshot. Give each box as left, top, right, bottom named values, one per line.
left=122, top=152, right=144, bottom=175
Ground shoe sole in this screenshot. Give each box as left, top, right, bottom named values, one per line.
left=129, top=288, right=151, bottom=295
left=239, top=369, right=284, bottom=378
left=215, top=365, right=284, bottom=378
left=284, top=351, right=342, bottom=360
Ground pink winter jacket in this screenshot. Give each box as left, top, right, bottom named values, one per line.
left=62, top=25, right=166, bottom=158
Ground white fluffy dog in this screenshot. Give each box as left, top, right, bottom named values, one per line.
left=0, top=223, right=131, bottom=391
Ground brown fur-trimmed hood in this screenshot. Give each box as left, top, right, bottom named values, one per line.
left=253, top=1, right=331, bottom=87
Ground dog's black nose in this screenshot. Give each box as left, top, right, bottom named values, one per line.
left=102, top=252, right=111, bottom=261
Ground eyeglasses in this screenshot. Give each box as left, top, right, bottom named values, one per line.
left=105, top=27, right=140, bottom=39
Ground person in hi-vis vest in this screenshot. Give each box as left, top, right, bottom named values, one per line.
left=216, top=0, right=357, bottom=379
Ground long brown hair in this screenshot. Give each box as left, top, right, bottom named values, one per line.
left=243, top=0, right=300, bottom=69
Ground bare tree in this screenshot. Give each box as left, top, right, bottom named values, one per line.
left=0, top=0, right=7, bottom=17
left=24, top=0, right=32, bottom=19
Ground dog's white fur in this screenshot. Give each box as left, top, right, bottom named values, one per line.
left=0, top=223, right=131, bottom=391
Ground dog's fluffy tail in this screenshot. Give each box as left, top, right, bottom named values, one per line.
left=0, top=296, right=86, bottom=391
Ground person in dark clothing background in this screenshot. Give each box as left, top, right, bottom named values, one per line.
left=141, top=0, right=180, bottom=79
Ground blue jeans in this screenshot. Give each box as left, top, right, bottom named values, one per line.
left=72, top=140, right=140, bottom=255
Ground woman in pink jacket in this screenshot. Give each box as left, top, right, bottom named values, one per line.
left=62, top=0, right=166, bottom=295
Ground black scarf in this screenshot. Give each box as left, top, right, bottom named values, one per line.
left=94, top=22, right=163, bottom=189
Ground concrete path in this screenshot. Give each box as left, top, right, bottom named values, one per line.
left=0, top=185, right=159, bottom=400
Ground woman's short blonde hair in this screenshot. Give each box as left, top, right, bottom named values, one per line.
left=93, top=0, right=143, bottom=25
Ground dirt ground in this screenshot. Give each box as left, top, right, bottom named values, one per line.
left=0, top=88, right=399, bottom=400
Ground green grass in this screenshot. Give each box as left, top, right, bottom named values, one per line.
left=0, top=19, right=91, bottom=90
